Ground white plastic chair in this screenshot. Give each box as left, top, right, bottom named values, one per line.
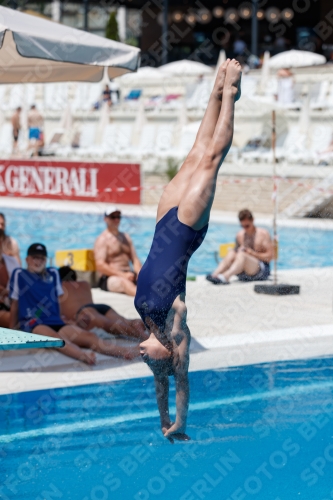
left=82, top=84, right=102, bottom=111
left=311, top=81, right=329, bottom=109
left=241, top=76, right=258, bottom=98
left=8, top=84, right=23, bottom=109
left=72, top=83, right=90, bottom=111
left=44, top=83, right=68, bottom=111
left=187, top=80, right=211, bottom=110
left=0, top=123, right=14, bottom=155
left=289, top=125, right=332, bottom=164
left=115, top=123, right=133, bottom=156
left=76, top=123, right=98, bottom=156
left=154, top=123, right=175, bottom=154
left=132, top=124, right=156, bottom=157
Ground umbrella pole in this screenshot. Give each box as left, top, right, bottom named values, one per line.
left=254, top=106, right=300, bottom=295
left=162, top=0, right=169, bottom=65
left=272, top=110, right=278, bottom=286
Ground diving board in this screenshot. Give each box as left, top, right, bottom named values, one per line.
left=0, top=328, right=65, bottom=351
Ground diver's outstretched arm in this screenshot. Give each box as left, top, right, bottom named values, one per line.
left=163, top=331, right=191, bottom=443
left=163, top=371, right=190, bottom=443
left=154, top=374, right=172, bottom=429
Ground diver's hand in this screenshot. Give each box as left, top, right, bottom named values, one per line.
left=162, top=423, right=191, bottom=444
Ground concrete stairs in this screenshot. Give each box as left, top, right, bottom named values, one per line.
left=282, top=173, right=333, bottom=218
left=143, top=173, right=315, bottom=215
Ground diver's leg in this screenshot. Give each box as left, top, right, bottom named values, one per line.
left=156, top=60, right=230, bottom=222
left=178, top=59, right=241, bottom=230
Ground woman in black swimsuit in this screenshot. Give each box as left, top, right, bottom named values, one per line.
left=134, top=59, right=242, bottom=443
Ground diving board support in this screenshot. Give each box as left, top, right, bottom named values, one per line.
left=0, top=328, right=65, bottom=351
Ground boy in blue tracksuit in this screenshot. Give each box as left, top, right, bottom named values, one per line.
left=10, top=243, right=138, bottom=364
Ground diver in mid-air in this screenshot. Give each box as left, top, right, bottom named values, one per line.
left=134, top=58, right=242, bottom=443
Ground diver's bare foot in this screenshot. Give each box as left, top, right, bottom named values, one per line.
left=213, top=58, right=230, bottom=101
left=82, top=351, right=96, bottom=365
left=224, top=59, right=242, bottom=101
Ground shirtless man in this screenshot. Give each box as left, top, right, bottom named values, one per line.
left=11, top=106, right=21, bottom=153
left=0, top=248, right=19, bottom=327
left=206, top=209, right=273, bottom=284
left=27, top=104, right=43, bottom=156
left=94, top=207, right=141, bottom=296
left=0, top=213, right=21, bottom=265
left=58, top=266, right=147, bottom=341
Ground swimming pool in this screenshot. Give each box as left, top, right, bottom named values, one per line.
left=1, top=356, right=333, bottom=499
left=2, top=207, right=333, bottom=272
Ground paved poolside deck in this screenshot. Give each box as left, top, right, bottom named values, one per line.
left=0, top=266, right=332, bottom=396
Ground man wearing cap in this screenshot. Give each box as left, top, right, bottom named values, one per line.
left=94, top=207, right=142, bottom=296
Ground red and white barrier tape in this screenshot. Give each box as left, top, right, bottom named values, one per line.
left=101, top=177, right=333, bottom=195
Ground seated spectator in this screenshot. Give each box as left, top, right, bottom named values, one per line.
left=94, top=207, right=141, bottom=296
left=277, top=68, right=294, bottom=104
left=0, top=213, right=21, bottom=264
left=9, top=244, right=140, bottom=364
left=102, top=84, right=112, bottom=107
left=206, top=209, right=273, bottom=285
left=58, top=266, right=147, bottom=341
left=0, top=248, right=19, bottom=327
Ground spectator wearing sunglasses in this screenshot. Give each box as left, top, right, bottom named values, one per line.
left=94, top=207, right=142, bottom=296
left=206, top=209, right=273, bottom=285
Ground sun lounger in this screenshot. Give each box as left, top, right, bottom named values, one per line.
left=154, top=123, right=175, bottom=155
left=0, top=123, right=14, bottom=155
left=44, top=83, right=68, bottom=111
left=114, top=123, right=134, bottom=157
left=310, top=80, right=329, bottom=110
left=125, top=89, right=142, bottom=100
left=75, top=123, right=98, bottom=157
left=288, top=125, right=332, bottom=164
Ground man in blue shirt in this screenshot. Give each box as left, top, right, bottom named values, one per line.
left=10, top=243, right=140, bottom=365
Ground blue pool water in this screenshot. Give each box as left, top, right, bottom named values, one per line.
left=2, top=208, right=333, bottom=272
left=1, top=357, right=333, bottom=499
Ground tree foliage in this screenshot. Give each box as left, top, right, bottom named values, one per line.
left=105, top=11, right=119, bottom=41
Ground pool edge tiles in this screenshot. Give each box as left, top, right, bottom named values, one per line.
left=1, top=322, right=333, bottom=396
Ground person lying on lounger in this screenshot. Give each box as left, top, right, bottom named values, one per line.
left=58, top=266, right=147, bottom=341
left=134, top=59, right=242, bottom=443
left=9, top=244, right=140, bottom=365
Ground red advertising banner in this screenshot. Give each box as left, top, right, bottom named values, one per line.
left=0, top=160, right=141, bottom=204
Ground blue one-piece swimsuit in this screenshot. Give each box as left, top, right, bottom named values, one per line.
left=134, top=207, right=208, bottom=331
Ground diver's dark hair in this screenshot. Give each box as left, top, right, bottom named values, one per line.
left=58, top=266, right=77, bottom=282
left=0, top=213, right=5, bottom=221
left=147, top=356, right=175, bottom=377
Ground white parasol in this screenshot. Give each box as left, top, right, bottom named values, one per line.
left=268, top=50, right=326, bottom=69
left=159, top=59, right=213, bottom=76
left=0, top=6, right=140, bottom=83
left=118, top=66, right=164, bottom=84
